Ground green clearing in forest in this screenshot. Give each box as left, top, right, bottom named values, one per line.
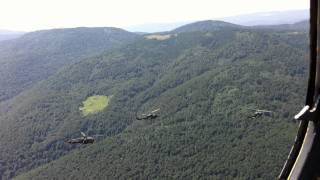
left=79, top=95, right=111, bottom=116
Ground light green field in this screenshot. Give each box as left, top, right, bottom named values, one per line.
left=144, top=34, right=177, bottom=41
left=79, top=95, right=111, bottom=116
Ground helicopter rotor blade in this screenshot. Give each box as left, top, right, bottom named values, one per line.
left=257, top=110, right=273, bottom=113
left=81, top=132, right=86, bottom=137
left=151, top=108, right=160, bottom=113
left=246, top=108, right=272, bottom=112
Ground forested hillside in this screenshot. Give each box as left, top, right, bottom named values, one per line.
left=254, top=20, right=309, bottom=31
left=0, top=27, right=139, bottom=102
left=0, top=21, right=308, bottom=179
left=173, top=20, right=241, bottom=33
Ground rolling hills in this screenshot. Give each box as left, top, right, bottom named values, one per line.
left=0, top=21, right=309, bottom=179
left=0, top=27, right=139, bottom=102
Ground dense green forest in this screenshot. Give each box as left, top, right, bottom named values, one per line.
left=0, top=27, right=139, bottom=102
left=0, top=21, right=309, bottom=179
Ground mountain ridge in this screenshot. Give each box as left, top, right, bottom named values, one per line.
left=172, top=20, right=242, bottom=33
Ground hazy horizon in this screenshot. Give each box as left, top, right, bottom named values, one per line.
left=0, top=0, right=308, bottom=32
left=0, top=9, right=309, bottom=33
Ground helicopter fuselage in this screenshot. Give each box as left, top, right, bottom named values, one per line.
left=65, top=137, right=95, bottom=144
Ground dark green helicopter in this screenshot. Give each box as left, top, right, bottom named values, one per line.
left=65, top=132, right=95, bottom=144
left=136, top=108, right=160, bottom=120
left=248, top=108, right=273, bottom=119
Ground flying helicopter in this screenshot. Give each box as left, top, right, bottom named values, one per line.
left=64, top=132, right=95, bottom=144
left=247, top=108, right=273, bottom=119
left=136, top=108, right=160, bottom=120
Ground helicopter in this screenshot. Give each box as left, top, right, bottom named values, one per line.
left=136, top=108, right=160, bottom=120
left=248, top=108, right=273, bottom=119
left=64, top=132, right=95, bottom=144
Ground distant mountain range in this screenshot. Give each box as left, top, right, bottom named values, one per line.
left=0, top=30, right=25, bottom=41
left=220, top=9, right=308, bottom=26
left=0, top=9, right=309, bottom=34
left=125, top=9, right=308, bottom=33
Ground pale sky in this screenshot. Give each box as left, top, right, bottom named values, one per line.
left=0, top=0, right=309, bottom=31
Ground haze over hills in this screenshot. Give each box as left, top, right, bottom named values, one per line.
left=0, top=20, right=309, bottom=179
left=125, top=9, right=308, bottom=33
left=0, top=30, right=25, bottom=42
left=253, top=20, right=309, bottom=31
left=220, top=9, right=308, bottom=26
